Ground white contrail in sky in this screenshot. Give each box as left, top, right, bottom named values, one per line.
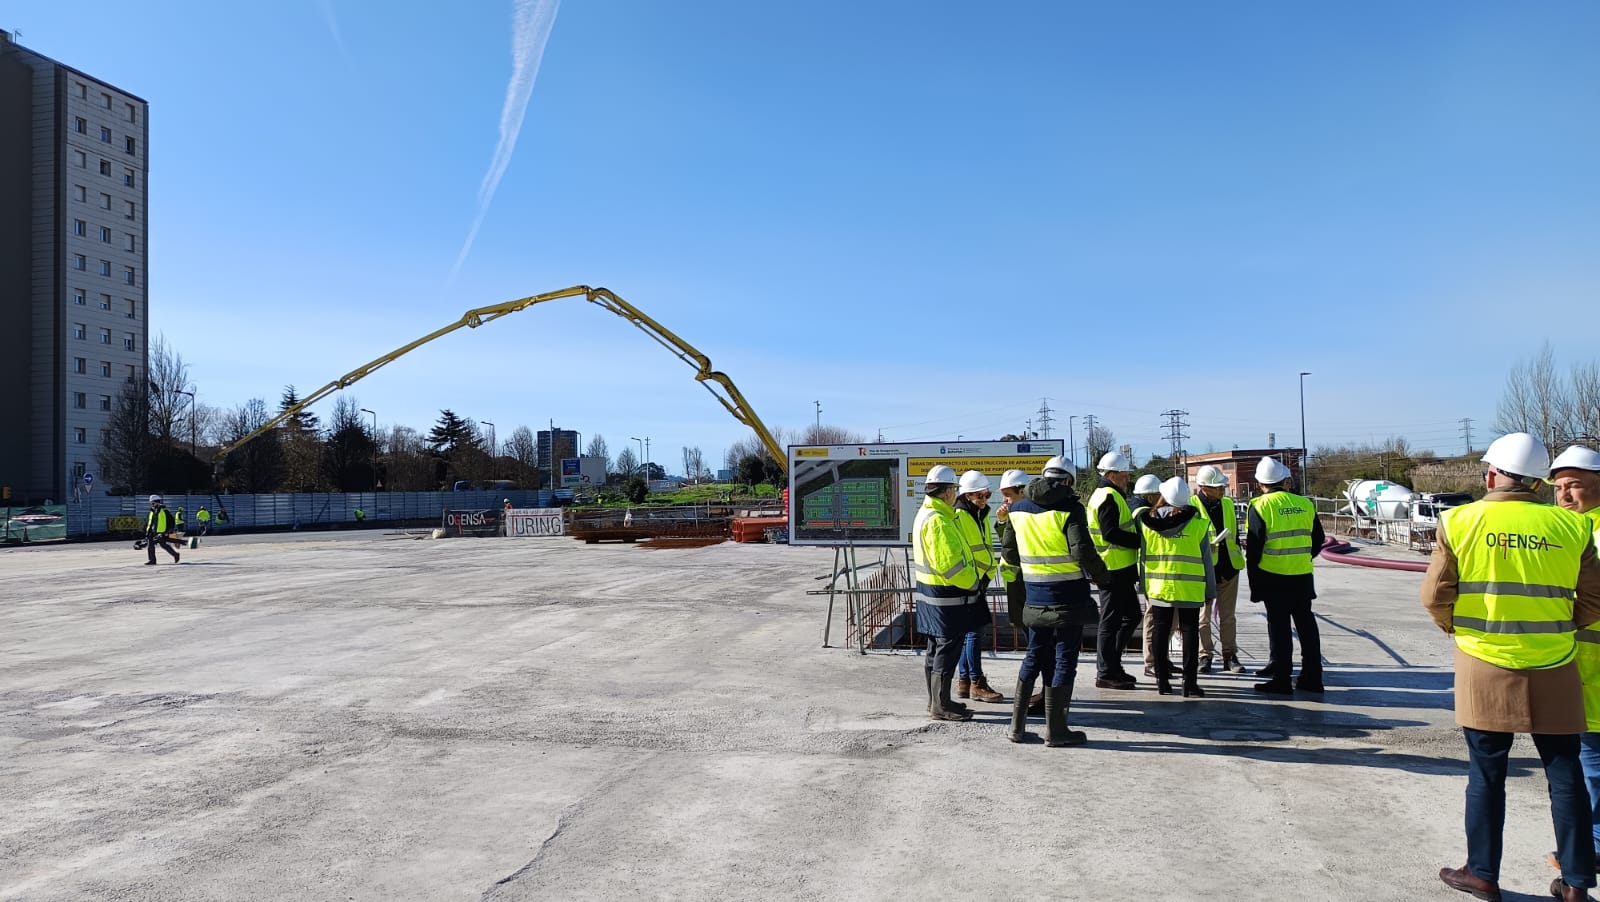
left=449, top=0, right=562, bottom=282
left=315, top=0, right=353, bottom=67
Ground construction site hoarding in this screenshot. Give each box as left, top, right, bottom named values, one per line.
left=786, top=440, right=1064, bottom=547
left=505, top=508, right=565, bottom=537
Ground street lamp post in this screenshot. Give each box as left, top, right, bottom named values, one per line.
left=630, top=436, right=646, bottom=480
left=360, top=408, right=378, bottom=490
left=481, top=421, right=496, bottom=480
left=1067, top=415, right=1077, bottom=478
left=1299, top=372, right=1312, bottom=490
left=174, top=389, right=196, bottom=458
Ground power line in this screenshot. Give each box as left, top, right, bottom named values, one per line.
left=1035, top=398, right=1054, bottom=440
left=1161, top=409, right=1190, bottom=472
left=1459, top=417, right=1473, bottom=455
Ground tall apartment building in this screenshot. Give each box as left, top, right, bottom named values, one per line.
left=0, top=30, right=149, bottom=503
left=537, top=428, right=579, bottom=473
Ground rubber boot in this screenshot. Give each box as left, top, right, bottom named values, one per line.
left=956, top=677, right=971, bottom=699
left=925, top=669, right=935, bottom=716
left=1044, top=687, right=1085, bottom=747
left=1009, top=676, right=1036, bottom=743
left=971, top=676, right=1005, bottom=703
left=931, top=674, right=972, bottom=722
left=942, top=676, right=972, bottom=716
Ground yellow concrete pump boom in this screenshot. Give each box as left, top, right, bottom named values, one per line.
left=210, top=285, right=787, bottom=473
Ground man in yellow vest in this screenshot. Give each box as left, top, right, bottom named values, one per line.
left=1193, top=465, right=1247, bottom=674
left=995, top=468, right=1031, bottom=640
left=1087, top=451, right=1142, bottom=690
left=142, top=494, right=180, bottom=565
left=1001, top=456, right=1108, bottom=746
left=1137, top=477, right=1215, bottom=697
left=1552, top=445, right=1600, bottom=885
left=195, top=505, right=211, bottom=536
left=1424, top=433, right=1600, bottom=902
left=953, top=470, right=1004, bottom=704
left=1246, top=456, right=1325, bottom=695
left=913, top=465, right=984, bottom=722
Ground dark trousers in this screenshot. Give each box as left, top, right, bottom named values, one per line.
left=1463, top=728, right=1595, bottom=887
left=1150, top=605, right=1200, bottom=684
left=924, top=635, right=961, bottom=677
left=146, top=534, right=179, bottom=563
left=1018, top=622, right=1085, bottom=689
left=1096, top=567, right=1141, bottom=679
left=1263, top=597, right=1322, bottom=682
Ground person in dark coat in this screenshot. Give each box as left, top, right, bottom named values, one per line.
left=912, top=465, right=984, bottom=722
left=1245, top=457, right=1325, bottom=695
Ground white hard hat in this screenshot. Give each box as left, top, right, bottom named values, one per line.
left=1482, top=432, right=1550, bottom=480
left=1254, top=456, right=1292, bottom=485
left=1159, top=477, right=1192, bottom=507
left=148, top=494, right=163, bottom=503
left=1133, top=474, right=1162, bottom=495
left=1551, top=445, right=1600, bottom=475
left=1041, top=456, right=1073, bottom=478
left=925, top=465, right=959, bottom=487
left=1194, top=465, right=1228, bottom=488
left=957, top=470, right=991, bottom=494
left=999, top=469, right=1029, bottom=490
left=1097, top=451, right=1131, bottom=473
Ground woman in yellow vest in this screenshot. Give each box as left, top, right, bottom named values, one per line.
left=913, top=465, right=984, bottom=722
left=953, top=470, right=1004, bottom=704
left=1136, top=478, right=1215, bottom=697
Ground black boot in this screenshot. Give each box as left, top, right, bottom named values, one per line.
left=1009, top=676, right=1037, bottom=743
left=942, top=676, right=972, bottom=715
left=931, top=674, right=972, bottom=722
left=925, top=669, right=935, bottom=715
left=1044, top=686, right=1086, bottom=747
left=1182, top=681, right=1205, bottom=698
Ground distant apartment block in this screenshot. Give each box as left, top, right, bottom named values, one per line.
left=0, top=29, right=149, bottom=502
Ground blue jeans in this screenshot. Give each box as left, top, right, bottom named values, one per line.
left=1463, top=728, right=1595, bottom=887
left=957, top=631, right=985, bottom=679
left=1580, top=732, right=1600, bottom=853
left=1017, top=623, right=1084, bottom=689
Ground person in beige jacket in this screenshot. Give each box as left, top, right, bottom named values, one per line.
left=1422, top=434, right=1600, bottom=902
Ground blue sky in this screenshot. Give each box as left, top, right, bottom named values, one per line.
left=13, top=1, right=1600, bottom=470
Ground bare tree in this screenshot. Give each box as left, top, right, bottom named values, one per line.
left=146, top=334, right=191, bottom=450
left=386, top=425, right=435, bottom=491
left=1572, top=361, right=1600, bottom=443
left=1495, top=342, right=1570, bottom=443
left=585, top=434, right=610, bottom=474
left=509, top=426, right=538, bottom=485
left=799, top=424, right=865, bottom=445
left=99, top=381, right=151, bottom=492
left=681, top=446, right=707, bottom=483
left=217, top=398, right=284, bottom=493
left=614, top=447, right=639, bottom=481
left=725, top=426, right=789, bottom=471
left=1085, top=424, right=1117, bottom=467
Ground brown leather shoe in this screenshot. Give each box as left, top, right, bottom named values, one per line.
left=1027, top=692, right=1043, bottom=715
left=956, top=677, right=971, bottom=699
left=1438, top=865, right=1501, bottom=901
left=970, top=676, right=1005, bottom=703
left=1553, top=877, right=1592, bottom=901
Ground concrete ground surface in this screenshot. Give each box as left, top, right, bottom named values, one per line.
left=0, top=532, right=1578, bottom=901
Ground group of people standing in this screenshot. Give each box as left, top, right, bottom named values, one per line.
left=910, top=450, right=1327, bottom=746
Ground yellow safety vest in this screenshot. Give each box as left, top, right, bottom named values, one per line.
left=1249, top=491, right=1317, bottom=575
left=1087, top=485, right=1138, bottom=571
left=146, top=508, right=173, bottom=533
left=955, top=507, right=996, bottom=580
left=1009, top=507, right=1084, bottom=585
left=1571, top=507, right=1600, bottom=730
left=1442, top=500, right=1591, bottom=671
left=1191, top=493, right=1245, bottom=570
left=1142, top=514, right=1210, bottom=604
left=912, top=496, right=978, bottom=609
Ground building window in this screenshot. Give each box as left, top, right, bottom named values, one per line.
left=74, top=150, right=86, bottom=168
left=99, top=226, right=111, bottom=243
left=75, top=116, right=86, bottom=134
left=99, top=328, right=111, bottom=345
left=102, top=92, right=112, bottom=110
left=73, top=219, right=86, bottom=236
left=74, top=392, right=86, bottom=409
left=100, top=361, right=112, bottom=377
left=125, top=365, right=136, bottom=384
left=99, top=159, right=111, bottom=176
left=99, top=293, right=112, bottom=310
left=73, top=254, right=86, bottom=271
left=123, top=267, right=135, bottom=286
left=74, top=184, right=86, bottom=202
left=101, top=192, right=111, bottom=209
left=123, top=168, right=134, bottom=187
left=99, top=126, right=112, bottom=143
left=73, top=323, right=86, bottom=340
left=123, top=333, right=135, bottom=351
left=74, top=357, right=87, bottom=374
left=99, top=395, right=111, bottom=411
left=74, top=428, right=87, bottom=445
left=125, top=201, right=135, bottom=220
left=126, top=102, right=136, bottom=123
left=124, top=234, right=136, bottom=252
left=100, top=428, right=110, bottom=445
left=125, top=136, right=136, bottom=155
left=125, top=298, right=137, bottom=319
left=99, top=259, right=111, bottom=276
left=73, top=289, right=86, bottom=306
left=76, top=82, right=87, bottom=99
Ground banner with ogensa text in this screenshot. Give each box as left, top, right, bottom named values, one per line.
left=505, top=508, right=564, bottom=537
